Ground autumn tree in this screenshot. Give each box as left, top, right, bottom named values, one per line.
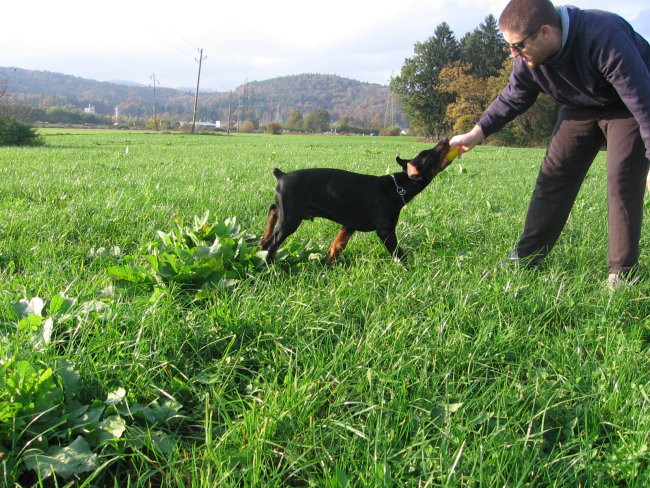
left=265, top=122, right=282, bottom=134
left=438, top=61, right=489, bottom=133
left=437, top=57, right=556, bottom=147
left=370, top=113, right=383, bottom=131
left=391, top=22, right=460, bottom=138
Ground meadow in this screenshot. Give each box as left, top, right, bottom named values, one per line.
left=1, top=129, right=649, bottom=487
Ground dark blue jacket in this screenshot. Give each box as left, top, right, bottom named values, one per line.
left=478, top=7, right=650, bottom=158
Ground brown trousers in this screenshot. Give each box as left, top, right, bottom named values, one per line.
left=515, top=104, right=649, bottom=273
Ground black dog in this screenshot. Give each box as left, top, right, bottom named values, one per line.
left=260, top=138, right=452, bottom=265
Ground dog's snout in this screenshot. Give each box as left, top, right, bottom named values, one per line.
left=407, top=163, right=421, bottom=179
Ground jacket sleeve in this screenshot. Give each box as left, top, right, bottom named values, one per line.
left=477, top=60, right=541, bottom=138
left=596, top=29, right=650, bottom=159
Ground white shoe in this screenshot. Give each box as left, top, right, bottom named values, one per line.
left=607, top=272, right=639, bottom=292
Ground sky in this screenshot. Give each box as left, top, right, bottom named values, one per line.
left=3, top=0, right=649, bottom=92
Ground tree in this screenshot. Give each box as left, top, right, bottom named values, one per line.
left=0, top=75, right=9, bottom=105
left=303, top=110, right=330, bottom=132
left=370, top=113, right=383, bottom=131
left=0, top=71, right=43, bottom=146
left=336, top=116, right=351, bottom=132
left=391, top=22, right=460, bottom=137
left=460, top=15, right=509, bottom=78
left=44, top=107, right=83, bottom=124
left=438, top=61, right=489, bottom=133
left=0, top=116, right=44, bottom=146
left=285, top=110, right=303, bottom=132
left=485, top=58, right=557, bottom=147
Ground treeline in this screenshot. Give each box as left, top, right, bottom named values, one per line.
left=391, top=15, right=557, bottom=146
left=0, top=69, right=397, bottom=131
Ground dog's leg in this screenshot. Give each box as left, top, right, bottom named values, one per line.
left=326, top=227, right=354, bottom=265
left=259, top=204, right=278, bottom=247
left=376, top=227, right=406, bottom=264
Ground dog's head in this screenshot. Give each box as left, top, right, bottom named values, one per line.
left=396, top=138, right=453, bottom=183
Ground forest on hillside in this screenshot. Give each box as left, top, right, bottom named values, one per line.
left=0, top=69, right=401, bottom=130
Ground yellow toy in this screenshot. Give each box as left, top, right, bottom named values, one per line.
left=445, top=146, right=460, bottom=161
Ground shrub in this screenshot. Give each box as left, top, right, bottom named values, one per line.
left=0, top=116, right=44, bottom=146
left=380, top=126, right=402, bottom=136
left=265, top=122, right=282, bottom=135
left=239, top=119, right=259, bottom=133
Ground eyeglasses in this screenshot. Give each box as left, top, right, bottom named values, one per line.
left=507, top=26, right=542, bottom=52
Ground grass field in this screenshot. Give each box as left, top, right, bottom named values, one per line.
left=1, top=130, right=649, bottom=486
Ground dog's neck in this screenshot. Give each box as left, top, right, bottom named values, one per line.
left=390, top=172, right=427, bottom=205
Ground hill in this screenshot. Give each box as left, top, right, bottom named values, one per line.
left=1, top=68, right=404, bottom=126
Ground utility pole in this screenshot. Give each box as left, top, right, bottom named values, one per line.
left=384, top=72, right=396, bottom=130
left=227, top=90, right=232, bottom=134
left=191, top=48, right=206, bottom=134
left=150, top=73, right=159, bottom=125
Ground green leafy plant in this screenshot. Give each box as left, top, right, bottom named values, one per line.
left=271, top=239, right=324, bottom=272
left=108, top=212, right=266, bottom=291
left=107, top=211, right=325, bottom=293
left=1, top=295, right=183, bottom=483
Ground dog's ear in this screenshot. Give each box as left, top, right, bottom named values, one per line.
left=396, top=156, right=409, bottom=170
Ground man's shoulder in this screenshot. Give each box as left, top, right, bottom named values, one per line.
left=565, top=6, right=640, bottom=54
left=567, top=6, right=629, bottom=31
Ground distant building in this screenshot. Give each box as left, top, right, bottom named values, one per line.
left=180, top=121, right=220, bottom=128
left=83, top=104, right=96, bottom=114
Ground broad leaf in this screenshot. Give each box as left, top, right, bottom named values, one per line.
left=56, top=360, right=80, bottom=399
left=24, top=436, right=99, bottom=479
left=87, top=415, right=127, bottom=446
left=48, top=293, right=74, bottom=316
left=107, top=265, right=155, bottom=284
left=105, top=387, right=127, bottom=405
left=14, top=297, right=44, bottom=317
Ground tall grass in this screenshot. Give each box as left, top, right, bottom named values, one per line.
left=1, top=130, right=649, bottom=486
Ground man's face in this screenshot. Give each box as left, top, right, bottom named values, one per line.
left=502, top=26, right=548, bottom=68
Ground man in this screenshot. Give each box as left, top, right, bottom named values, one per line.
left=449, top=0, right=650, bottom=289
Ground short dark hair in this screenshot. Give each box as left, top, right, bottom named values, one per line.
left=499, top=0, right=561, bottom=35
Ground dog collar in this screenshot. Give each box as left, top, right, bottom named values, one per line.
left=391, top=174, right=407, bottom=205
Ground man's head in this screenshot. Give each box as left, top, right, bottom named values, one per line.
left=499, top=0, right=562, bottom=67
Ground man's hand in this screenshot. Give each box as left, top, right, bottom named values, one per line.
left=449, top=125, right=485, bottom=158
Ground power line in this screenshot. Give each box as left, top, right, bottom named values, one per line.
left=145, top=25, right=195, bottom=58
left=170, top=28, right=200, bottom=52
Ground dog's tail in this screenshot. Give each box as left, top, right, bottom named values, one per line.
left=272, top=168, right=284, bottom=180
